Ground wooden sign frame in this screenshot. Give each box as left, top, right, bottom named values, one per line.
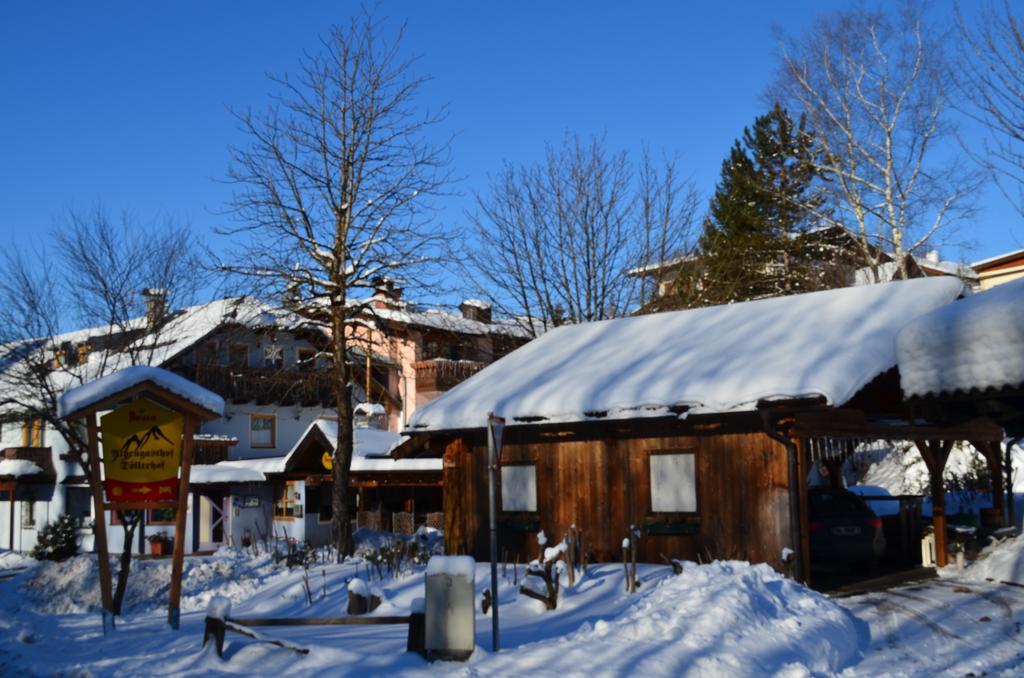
left=63, top=379, right=220, bottom=630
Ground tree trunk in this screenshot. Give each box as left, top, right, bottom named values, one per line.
left=112, top=512, right=139, bottom=615
left=330, top=313, right=354, bottom=558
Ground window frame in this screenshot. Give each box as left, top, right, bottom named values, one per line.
left=65, top=485, right=93, bottom=528
left=228, top=343, right=249, bottom=369
left=499, top=462, right=539, bottom=514
left=646, top=448, right=699, bottom=516
left=249, top=414, right=276, bottom=449
left=274, top=480, right=303, bottom=521
left=21, top=419, right=43, bottom=447
left=147, top=507, right=177, bottom=525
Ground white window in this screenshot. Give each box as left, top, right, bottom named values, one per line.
left=650, top=452, right=697, bottom=513
left=500, top=464, right=537, bottom=512
left=250, top=414, right=275, bottom=448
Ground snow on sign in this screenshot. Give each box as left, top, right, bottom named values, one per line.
left=100, top=398, right=183, bottom=502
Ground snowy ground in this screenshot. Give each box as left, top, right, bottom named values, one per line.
left=4, top=537, right=1024, bottom=677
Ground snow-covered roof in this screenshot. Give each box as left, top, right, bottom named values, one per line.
left=307, top=419, right=439, bottom=472
left=57, top=365, right=225, bottom=418
left=407, top=278, right=966, bottom=432
left=0, top=459, right=44, bottom=477
left=2, top=296, right=327, bottom=416
left=972, top=247, right=1024, bottom=271
left=897, top=278, right=1024, bottom=398
left=354, top=300, right=533, bottom=339
left=190, top=463, right=266, bottom=484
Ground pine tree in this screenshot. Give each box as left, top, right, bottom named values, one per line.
left=671, top=103, right=829, bottom=308
left=31, top=514, right=79, bottom=561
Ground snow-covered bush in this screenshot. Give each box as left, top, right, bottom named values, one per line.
left=30, top=514, right=78, bottom=561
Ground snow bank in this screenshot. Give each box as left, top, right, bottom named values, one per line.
left=58, top=365, right=225, bottom=418
left=898, top=278, right=1024, bottom=398
left=409, top=277, right=964, bottom=431
left=20, top=547, right=281, bottom=615
left=465, top=561, right=860, bottom=676
left=957, top=536, right=1024, bottom=586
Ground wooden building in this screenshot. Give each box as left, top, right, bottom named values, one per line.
left=400, top=278, right=1010, bottom=581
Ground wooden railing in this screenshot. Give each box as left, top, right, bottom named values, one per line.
left=173, top=364, right=337, bottom=407
left=413, top=359, right=487, bottom=392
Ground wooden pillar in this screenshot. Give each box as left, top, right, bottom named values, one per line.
left=915, top=439, right=953, bottom=567
left=168, top=415, right=196, bottom=630
left=796, top=439, right=811, bottom=585
left=972, top=440, right=1005, bottom=525
left=3, top=482, right=15, bottom=550
left=442, top=438, right=465, bottom=556
left=85, top=416, right=115, bottom=615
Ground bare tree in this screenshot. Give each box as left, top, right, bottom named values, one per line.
left=0, top=207, right=206, bottom=614
left=771, top=4, right=981, bottom=281
left=955, top=1, right=1024, bottom=218
left=218, top=13, right=451, bottom=556
left=466, top=134, right=698, bottom=332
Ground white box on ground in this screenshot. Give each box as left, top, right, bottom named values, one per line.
left=425, top=555, right=475, bottom=661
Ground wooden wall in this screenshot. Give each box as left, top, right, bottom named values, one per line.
left=443, top=426, right=792, bottom=570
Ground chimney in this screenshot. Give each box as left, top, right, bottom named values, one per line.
left=460, top=299, right=492, bottom=323
left=142, top=288, right=169, bottom=327
left=372, top=278, right=404, bottom=309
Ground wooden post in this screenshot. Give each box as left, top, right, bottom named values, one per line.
left=915, top=439, right=953, bottom=567
left=168, top=415, right=197, bottom=629
left=4, top=482, right=15, bottom=550
left=972, top=440, right=1005, bottom=525
left=86, top=415, right=115, bottom=620
left=796, top=439, right=811, bottom=586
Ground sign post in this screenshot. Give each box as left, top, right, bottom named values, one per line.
left=486, top=413, right=505, bottom=653
left=60, top=368, right=224, bottom=632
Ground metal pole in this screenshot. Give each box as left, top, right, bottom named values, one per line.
left=487, top=414, right=500, bottom=652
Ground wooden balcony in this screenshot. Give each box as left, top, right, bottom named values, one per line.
left=173, top=364, right=338, bottom=407
left=0, top=447, right=55, bottom=479
left=413, top=359, right=487, bottom=393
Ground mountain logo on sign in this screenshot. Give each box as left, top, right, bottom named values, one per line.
left=110, top=425, right=175, bottom=461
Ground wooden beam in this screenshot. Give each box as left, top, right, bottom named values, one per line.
left=915, top=439, right=952, bottom=567
left=793, top=410, right=1003, bottom=442
left=972, top=440, right=1005, bottom=526
left=86, top=415, right=115, bottom=616
left=230, top=615, right=411, bottom=626
left=62, top=381, right=221, bottom=423
left=796, top=438, right=811, bottom=586
left=167, top=414, right=196, bottom=630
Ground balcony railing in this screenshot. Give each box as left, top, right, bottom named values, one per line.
left=413, top=359, right=487, bottom=393
left=173, top=364, right=338, bottom=407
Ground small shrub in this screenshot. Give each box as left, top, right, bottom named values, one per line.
left=31, top=514, right=79, bottom=561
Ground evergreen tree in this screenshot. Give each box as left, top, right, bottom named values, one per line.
left=670, top=103, right=832, bottom=308
left=31, top=514, right=79, bottom=561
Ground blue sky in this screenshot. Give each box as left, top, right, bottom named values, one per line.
left=1, top=1, right=1020, bottom=304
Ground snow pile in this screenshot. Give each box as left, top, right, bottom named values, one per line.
left=58, top=365, right=225, bottom=418
left=957, top=536, right=1024, bottom=586
left=409, top=278, right=964, bottom=431
left=0, top=459, right=43, bottom=477
left=20, top=547, right=282, bottom=615
left=0, top=550, right=35, bottom=572
left=467, top=561, right=860, bottom=676
left=898, top=277, right=1024, bottom=398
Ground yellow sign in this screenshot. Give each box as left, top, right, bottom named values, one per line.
left=100, top=398, right=183, bottom=502
left=321, top=451, right=333, bottom=471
